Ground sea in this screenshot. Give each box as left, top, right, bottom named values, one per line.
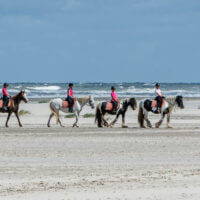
left=1, top=83, right=200, bottom=99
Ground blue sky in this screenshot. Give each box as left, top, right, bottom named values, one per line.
left=0, top=0, right=199, bottom=82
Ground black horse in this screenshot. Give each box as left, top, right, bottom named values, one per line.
left=138, top=95, right=184, bottom=128
left=95, top=98, right=137, bottom=128
left=0, top=91, right=28, bottom=127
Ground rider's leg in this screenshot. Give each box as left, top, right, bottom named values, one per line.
left=3, top=96, right=9, bottom=110
left=155, top=96, right=162, bottom=112
left=68, top=96, right=74, bottom=112
left=112, top=101, right=117, bottom=111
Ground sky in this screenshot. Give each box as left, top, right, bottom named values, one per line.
left=0, top=0, right=199, bottom=83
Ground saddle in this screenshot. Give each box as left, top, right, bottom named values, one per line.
left=151, top=98, right=165, bottom=108
left=62, top=100, right=76, bottom=108
left=0, top=99, right=11, bottom=109
left=105, top=102, right=120, bottom=111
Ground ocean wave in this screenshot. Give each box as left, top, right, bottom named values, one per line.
left=27, top=86, right=61, bottom=91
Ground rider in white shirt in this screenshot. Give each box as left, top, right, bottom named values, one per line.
left=154, top=83, right=164, bottom=113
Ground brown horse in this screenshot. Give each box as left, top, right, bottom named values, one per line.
left=0, top=91, right=28, bottom=127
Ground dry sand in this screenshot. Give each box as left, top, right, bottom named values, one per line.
left=0, top=100, right=200, bottom=199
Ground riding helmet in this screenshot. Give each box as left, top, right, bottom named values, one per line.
left=3, top=83, right=9, bottom=87
left=155, top=83, right=160, bottom=87
left=111, top=86, right=116, bottom=90
left=69, top=83, right=73, bottom=87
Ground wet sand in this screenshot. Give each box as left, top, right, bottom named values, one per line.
left=0, top=100, right=200, bottom=199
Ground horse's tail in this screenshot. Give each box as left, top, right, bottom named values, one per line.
left=138, top=102, right=144, bottom=128
left=95, top=104, right=102, bottom=127
left=49, top=100, right=59, bottom=124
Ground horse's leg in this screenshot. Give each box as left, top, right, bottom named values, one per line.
left=102, top=114, right=109, bottom=127
left=144, top=111, right=152, bottom=128
left=5, top=112, right=12, bottom=128
left=15, top=111, right=22, bottom=127
left=110, top=112, right=120, bottom=128
left=58, top=117, right=64, bottom=127
left=155, top=112, right=165, bottom=128
left=47, top=113, right=54, bottom=127
left=121, top=113, right=128, bottom=128
left=73, top=112, right=79, bottom=128
left=167, top=113, right=173, bottom=128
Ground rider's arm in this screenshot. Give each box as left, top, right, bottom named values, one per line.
left=156, top=89, right=162, bottom=97
left=112, top=92, right=119, bottom=102
left=3, top=88, right=9, bottom=96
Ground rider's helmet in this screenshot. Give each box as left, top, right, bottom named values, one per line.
left=3, top=83, right=9, bottom=87
left=111, top=86, right=116, bottom=90
left=155, top=83, right=160, bottom=87
left=69, top=83, right=73, bottom=87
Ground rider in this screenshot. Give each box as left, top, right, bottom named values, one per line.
left=154, top=83, right=164, bottom=113
left=111, top=86, right=120, bottom=112
left=66, top=83, right=75, bottom=113
left=2, top=83, right=10, bottom=111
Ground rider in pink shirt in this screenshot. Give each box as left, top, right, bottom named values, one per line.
left=66, top=83, right=75, bottom=113
left=111, top=86, right=119, bottom=112
left=2, top=83, right=10, bottom=111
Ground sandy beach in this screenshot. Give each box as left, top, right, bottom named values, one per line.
left=0, top=99, right=200, bottom=199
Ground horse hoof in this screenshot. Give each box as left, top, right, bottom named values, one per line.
left=167, top=125, right=173, bottom=128
left=141, top=126, right=146, bottom=128
left=155, top=123, right=159, bottom=128
left=122, top=125, right=128, bottom=128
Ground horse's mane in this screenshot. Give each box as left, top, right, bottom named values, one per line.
left=12, top=92, right=20, bottom=100
left=166, top=96, right=176, bottom=106
left=77, top=96, right=90, bottom=104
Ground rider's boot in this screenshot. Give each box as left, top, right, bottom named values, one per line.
left=3, top=106, right=7, bottom=111
left=69, top=107, right=73, bottom=113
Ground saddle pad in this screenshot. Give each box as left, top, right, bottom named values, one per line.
left=151, top=100, right=157, bottom=108
left=105, top=102, right=120, bottom=111
left=62, top=101, right=75, bottom=108
left=105, top=102, right=113, bottom=111
left=62, top=101, right=69, bottom=108
left=0, top=99, right=11, bottom=108
left=151, top=99, right=165, bottom=108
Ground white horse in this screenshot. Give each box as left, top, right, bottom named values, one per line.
left=47, top=96, right=95, bottom=127
left=138, top=96, right=184, bottom=128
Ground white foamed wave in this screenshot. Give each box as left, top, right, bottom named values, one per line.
left=14, top=86, right=22, bottom=89
left=27, top=86, right=61, bottom=91
left=9, top=89, right=19, bottom=93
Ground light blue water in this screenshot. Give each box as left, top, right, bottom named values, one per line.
left=1, top=83, right=200, bottom=98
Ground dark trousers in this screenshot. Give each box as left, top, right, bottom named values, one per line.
left=3, top=95, right=9, bottom=107
left=66, top=96, right=74, bottom=110
left=111, top=101, right=118, bottom=111
left=155, top=96, right=163, bottom=108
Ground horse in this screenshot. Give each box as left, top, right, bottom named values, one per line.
left=138, top=96, right=184, bottom=128
left=0, top=91, right=28, bottom=127
left=47, top=96, right=95, bottom=128
left=95, top=98, right=137, bottom=128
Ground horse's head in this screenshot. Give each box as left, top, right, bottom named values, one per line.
left=175, top=95, right=184, bottom=109
left=20, top=90, right=29, bottom=103
left=88, top=96, right=95, bottom=109
left=128, top=98, right=137, bottom=110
